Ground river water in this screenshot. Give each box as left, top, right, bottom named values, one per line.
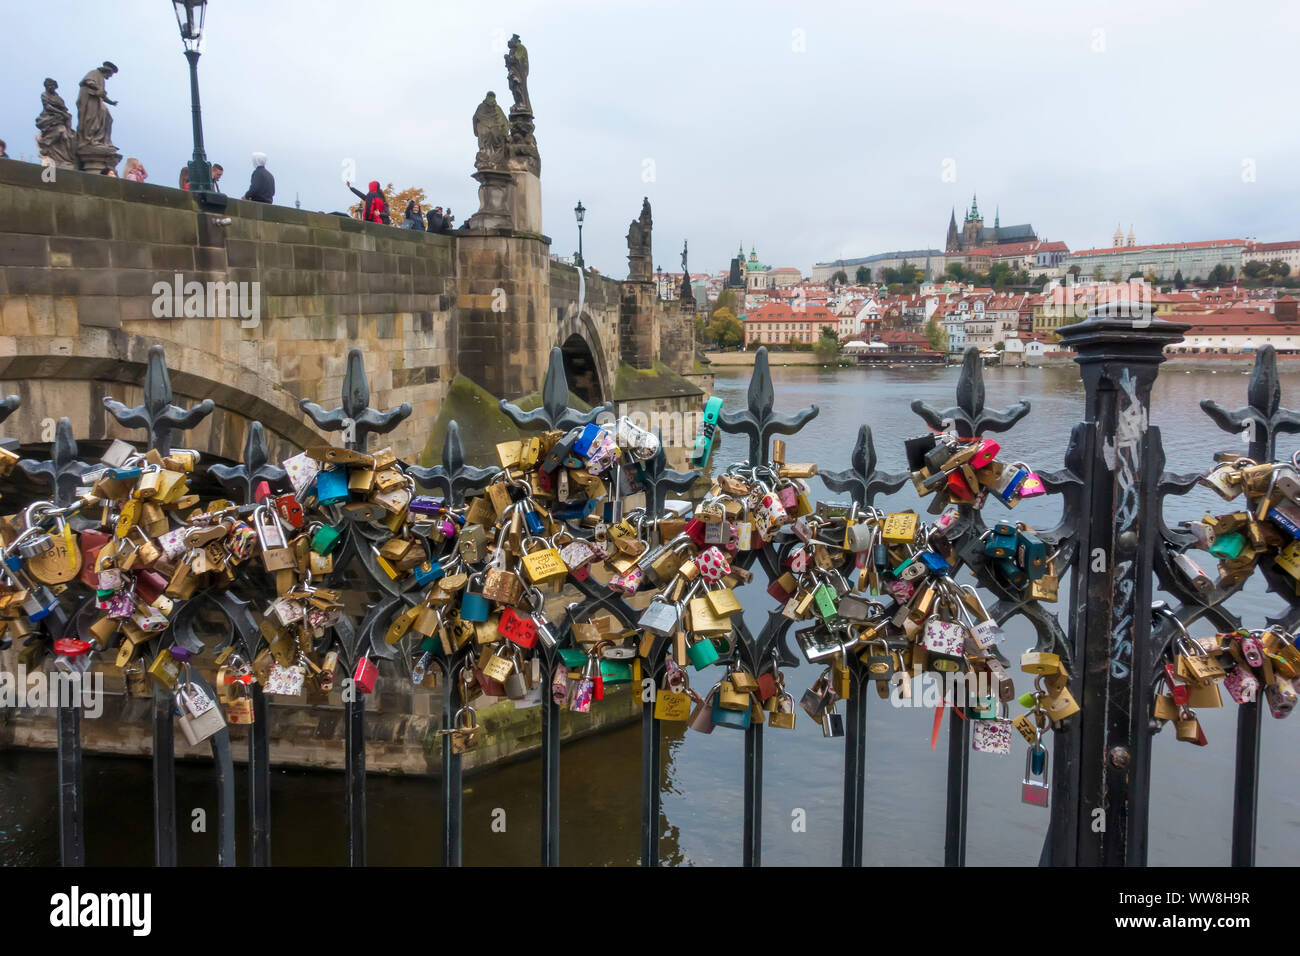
left=3, top=362, right=1299, bottom=866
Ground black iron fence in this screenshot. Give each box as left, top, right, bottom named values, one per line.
left=1, top=303, right=1296, bottom=867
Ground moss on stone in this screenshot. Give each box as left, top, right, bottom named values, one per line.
left=419, top=374, right=593, bottom=467
left=614, top=360, right=703, bottom=402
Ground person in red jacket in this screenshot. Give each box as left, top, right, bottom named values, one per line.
left=347, top=179, right=388, bottom=224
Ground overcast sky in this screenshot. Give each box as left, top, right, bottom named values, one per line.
left=3, top=0, right=1296, bottom=276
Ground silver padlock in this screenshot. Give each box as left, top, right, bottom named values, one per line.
left=176, top=683, right=226, bottom=745
left=821, top=706, right=845, bottom=738
left=638, top=595, right=681, bottom=636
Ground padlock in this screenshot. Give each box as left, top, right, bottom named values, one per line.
left=447, top=706, right=482, bottom=754
left=1021, top=744, right=1050, bottom=806
left=176, top=682, right=226, bottom=745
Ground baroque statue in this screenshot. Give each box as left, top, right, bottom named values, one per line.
left=505, top=34, right=531, bottom=114
left=472, top=91, right=510, bottom=172
left=76, top=61, right=118, bottom=150
left=626, top=198, right=653, bottom=280
left=35, top=78, right=76, bottom=168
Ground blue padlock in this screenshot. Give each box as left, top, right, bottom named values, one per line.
left=107, top=466, right=142, bottom=480
left=993, top=467, right=1028, bottom=504
left=460, top=574, right=490, bottom=622
left=691, top=397, right=723, bottom=469
left=522, top=503, right=545, bottom=536
left=711, top=693, right=752, bottom=730
left=571, top=423, right=602, bottom=458
left=314, top=467, right=350, bottom=506
left=984, top=523, right=1018, bottom=559
left=919, top=551, right=951, bottom=576
left=413, top=560, right=445, bottom=588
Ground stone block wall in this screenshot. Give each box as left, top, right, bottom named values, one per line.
left=0, top=159, right=456, bottom=463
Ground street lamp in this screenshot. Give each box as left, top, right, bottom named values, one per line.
left=172, top=0, right=222, bottom=205
left=574, top=200, right=585, bottom=268
left=656, top=264, right=663, bottom=299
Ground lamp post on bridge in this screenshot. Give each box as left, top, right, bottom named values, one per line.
left=574, top=200, right=585, bottom=268
left=656, top=264, right=663, bottom=299
left=173, top=0, right=224, bottom=208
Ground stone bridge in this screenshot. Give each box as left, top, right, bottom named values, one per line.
left=0, top=159, right=703, bottom=469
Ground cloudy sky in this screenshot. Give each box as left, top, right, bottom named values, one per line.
left=3, top=0, right=1295, bottom=275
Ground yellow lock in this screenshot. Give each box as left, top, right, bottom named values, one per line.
left=385, top=604, right=422, bottom=645
left=881, top=511, right=919, bottom=543
left=1276, top=540, right=1300, bottom=579
left=653, top=688, right=691, bottom=721
left=717, top=677, right=750, bottom=711
left=495, top=441, right=524, bottom=470
left=688, top=597, right=732, bottom=635
left=1021, top=650, right=1061, bottom=675
left=115, top=499, right=142, bottom=538
left=705, top=586, right=743, bottom=617
left=154, top=469, right=189, bottom=504
left=521, top=538, right=568, bottom=584
left=147, top=648, right=180, bottom=688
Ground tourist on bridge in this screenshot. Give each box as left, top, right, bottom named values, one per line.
left=123, top=158, right=146, bottom=183
left=179, top=166, right=189, bottom=190
left=243, top=152, right=275, bottom=204
left=401, top=200, right=425, bottom=231
left=211, top=163, right=223, bottom=191
left=427, top=205, right=445, bottom=233
left=347, top=179, right=387, bottom=224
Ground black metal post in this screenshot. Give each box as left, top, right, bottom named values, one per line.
left=183, top=50, right=213, bottom=194
left=345, top=694, right=365, bottom=866
left=441, top=668, right=462, bottom=867
left=152, top=686, right=177, bottom=866
left=249, top=685, right=270, bottom=865
left=943, top=708, right=970, bottom=866
left=841, top=665, right=867, bottom=866
left=56, top=701, right=84, bottom=867
left=640, top=656, right=663, bottom=866
left=540, top=656, right=561, bottom=866
left=1054, top=305, right=1187, bottom=866
left=742, top=723, right=763, bottom=867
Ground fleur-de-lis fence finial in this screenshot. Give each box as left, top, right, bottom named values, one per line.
left=102, top=345, right=214, bottom=455
left=1201, top=345, right=1300, bottom=461
left=636, top=427, right=699, bottom=516
left=821, top=424, right=908, bottom=506
left=409, top=420, right=496, bottom=505
left=208, top=422, right=288, bottom=505
left=300, top=348, right=412, bottom=452
left=17, top=417, right=92, bottom=508
left=911, top=347, right=1030, bottom=438
left=499, top=347, right=612, bottom=431
left=717, top=347, right=818, bottom=465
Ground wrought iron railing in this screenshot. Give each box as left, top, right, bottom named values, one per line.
left=1, top=303, right=1296, bottom=867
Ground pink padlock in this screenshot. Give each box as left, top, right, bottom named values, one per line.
left=1224, top=668, right=1259, bottom=704
left=609, top=567, right=643, bottom=594
left=1016, top=464, right=1046, bottom=497
left=971, top=438, right=1001, bottom=469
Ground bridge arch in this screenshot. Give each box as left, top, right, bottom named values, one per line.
left=556, top=307, right=611, bottom=406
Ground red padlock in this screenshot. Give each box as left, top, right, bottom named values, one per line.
left=497, top=607, right=539, bottom=649
left=353, top=654, right=378, bottom=694
left=946, top=471, right=976, bottom=503
left=254, top=480, right=273, bottom=503
left=683, top=517, right=708, bottom=547
left=135, top=569, right=168, bottom=605
left=755, top=671, right=779, bottom=702
left=78, top=529, right=112, bottom=588
left=274, top=493, right=305, bottom=529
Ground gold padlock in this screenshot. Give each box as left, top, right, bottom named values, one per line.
left=520, top=538, right=568, bottom=584
left=881, top=511, right=919, bottom=543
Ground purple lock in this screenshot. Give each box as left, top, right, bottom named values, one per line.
left=106, top=590, right=136, bottom=619
left=437, top=519, right=457, bottom=539
left=170, top=647, right=194, bottom=664
left=410, top=495, right=445, bottom=516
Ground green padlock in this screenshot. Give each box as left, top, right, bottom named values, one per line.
left=1208, top=531, right=1246, bottom=560
left=688, top=637, right=719, bottom=670
left=813, top=583, right=838, bottom=619
left=311, top=523, right=342, bottom=556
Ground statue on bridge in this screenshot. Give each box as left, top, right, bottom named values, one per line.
left=75, top=61, right=121, bottom=174
left=505, top=34, right=539, bottom=176
left=626, top=198, right=653, bottom=280
left=680, top=240, right=693, bottom=302
left=472, top=91, right=510, bottom=172
left=35, top=78, right=76, bottom=169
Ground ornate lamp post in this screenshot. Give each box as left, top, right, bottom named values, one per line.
left=172, top=0, right=221, bottom=205
left=656, top=264, right=663, bottom=299
left=574, top=200, right=585, bottom=268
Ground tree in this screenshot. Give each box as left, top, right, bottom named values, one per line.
left=1243, top=260, right=1269, bottom=280
left=1128, top=270, right=1144, bottom=279
left=1092, top=266, right=1105, bottom=281
left=813, top=325, right=840, bottom=362
left=1067, top=265, right=1082, bottom=278
left=855, top=265, right=871, bottom=284
left=924, top=314, right=948, bottom=351
left=707, top=308, right=744, bottom=349
left=1174, top=269, right=1186, bottom=290
left=1271, top=260, right=1291, bottom=278
left=349, top=183, right=428, bottom=224
left=946, top=262, right=968, bottom=282
left=1208, top=264, right=1234, bottom=284
left=830, top=270, right=848, bottom=286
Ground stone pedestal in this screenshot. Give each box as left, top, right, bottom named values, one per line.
left=469, top=169, right=513, bottom=230
left=628, top=253, right=651, bottom=282
left=508, top=164, right=542, bottom=234
left=76, top=142, right=120, bottom=176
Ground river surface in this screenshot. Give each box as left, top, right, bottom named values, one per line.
left=3, top=362, right=1299, bottom=866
